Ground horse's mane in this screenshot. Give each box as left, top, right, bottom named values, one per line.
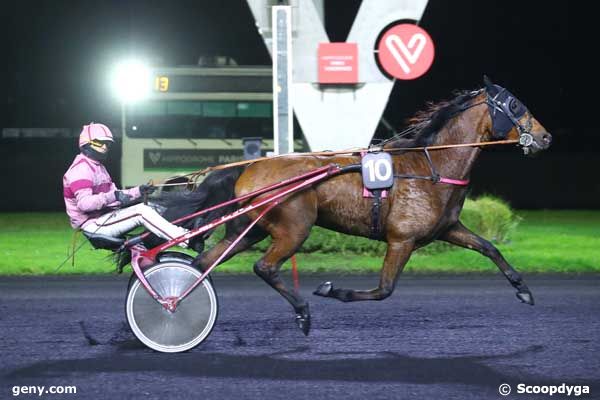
left=383, top=88, right=484, bottom=149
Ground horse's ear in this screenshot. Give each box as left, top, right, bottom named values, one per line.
left=483, top=75, right=494, bottom=89
left=483, top=75, right=498, bottom=95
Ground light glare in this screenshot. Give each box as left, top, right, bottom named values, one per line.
left=111, top=60, right=150, bottom=103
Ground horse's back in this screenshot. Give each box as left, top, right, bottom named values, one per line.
left=235, top=155, right=377, bottom=238
left=234, top=155, right=359, bottom=194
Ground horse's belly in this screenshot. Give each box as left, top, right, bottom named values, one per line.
left=315, top=178, right=375, bottom=238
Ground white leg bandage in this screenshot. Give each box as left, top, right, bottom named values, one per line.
left=83, top=203, right=188, bottom=244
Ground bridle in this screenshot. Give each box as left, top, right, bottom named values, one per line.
left=485, top=87, right=535, bottom=154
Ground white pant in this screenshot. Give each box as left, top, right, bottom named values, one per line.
left=83, top=203, right=188, bottom=243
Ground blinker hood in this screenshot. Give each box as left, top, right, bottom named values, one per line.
left=483, top=75, right=528, bottom=139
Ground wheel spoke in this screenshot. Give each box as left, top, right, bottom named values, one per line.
left=126, top=261, right=218, bottom=352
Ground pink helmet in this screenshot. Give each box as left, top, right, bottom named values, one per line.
left=78, top=123, right=114, bottom=148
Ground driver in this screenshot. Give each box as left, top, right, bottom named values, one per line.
left=62, top=123, right=189, bottom=247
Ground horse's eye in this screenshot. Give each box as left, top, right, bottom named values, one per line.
left=509, top=99, right=520, bottom=112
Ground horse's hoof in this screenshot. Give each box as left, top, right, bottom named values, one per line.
left=295, top=313, right=311, bottom=336
left=516, top=290, right=535, bottom=305
left=313, top=281, right=333, bottom=297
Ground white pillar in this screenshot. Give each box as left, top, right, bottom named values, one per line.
left=271, top=5, right=294, bottom=155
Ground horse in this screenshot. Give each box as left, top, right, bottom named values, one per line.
left=150, top=76, right=552, bottom=335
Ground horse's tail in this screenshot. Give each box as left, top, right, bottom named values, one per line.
left=114, top=166, right=245, bottom=272
left=158, top=166, right=245, bottom=225
left=157, top=166, right=246, bottom=248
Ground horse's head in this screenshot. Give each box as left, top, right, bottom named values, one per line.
left=483, top=76, right=552, bottom=155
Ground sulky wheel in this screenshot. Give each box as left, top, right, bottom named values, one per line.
left=126, top=261, right=218, bottom=353
left=126, top=252, right=212, bottom=290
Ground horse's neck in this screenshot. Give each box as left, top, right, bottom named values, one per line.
left=429, top=104, right=488, bottom=180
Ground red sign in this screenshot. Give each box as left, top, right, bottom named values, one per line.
left=318, top=42, right=358, bottom=84
left=376, top=23, right=435, bottom=80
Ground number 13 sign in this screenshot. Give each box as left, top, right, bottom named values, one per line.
left=376, top=23, right=435, bottom=80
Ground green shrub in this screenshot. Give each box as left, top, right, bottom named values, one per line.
left=300, top=228, right=386, bottom=255
left=249, top=226, right=386, bottom=255
left=206, top=194, right=520, bottom=256
left=460, top=195, right=521, bottom=243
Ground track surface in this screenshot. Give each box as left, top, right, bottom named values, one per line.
left=1, top=274, right=599, bottom=399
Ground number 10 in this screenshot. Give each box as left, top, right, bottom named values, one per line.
left=364, top=158, right=392, bottom=182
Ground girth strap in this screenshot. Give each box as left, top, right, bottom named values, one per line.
left=370, top=189, right=383, bottom=239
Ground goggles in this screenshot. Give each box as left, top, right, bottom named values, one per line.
left=90, top=139, right=112, bottom=153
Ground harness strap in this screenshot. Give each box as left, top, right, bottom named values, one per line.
left=423, top=147, right=440, bottom=182
left=393, top=147, right=470, bottom=186
left=394, top=174, right=470, bottom=186
left=370, top=190, right=383, bottom=239
left=438, top=177, right=470, bottom=186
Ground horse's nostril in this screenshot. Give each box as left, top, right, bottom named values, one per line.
left=542, top=133, right=552, bottom=144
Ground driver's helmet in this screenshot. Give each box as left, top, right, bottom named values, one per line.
left=78, top=123, right=114, bottom=160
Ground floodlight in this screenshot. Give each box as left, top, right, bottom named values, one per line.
left=111, top=60, right=151, bottom=103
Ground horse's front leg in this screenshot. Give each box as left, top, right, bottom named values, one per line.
left=440, top=221, right=534, bottom=305
left=314, top=239, right=414, bottom=302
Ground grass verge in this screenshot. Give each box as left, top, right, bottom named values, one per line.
left=0, top=210, right=599, bottom=275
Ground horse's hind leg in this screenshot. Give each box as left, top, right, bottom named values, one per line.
left=314, top=239, right=415, bottom=302
left=196, top=203, right=315, bottom=335
left=192, top=218, right=268, bottom=272
left=254, top=238, right=313, bottom=335
left=440, top=221, right=534, bottom=305
left=252, top=203, right=317, bottom=335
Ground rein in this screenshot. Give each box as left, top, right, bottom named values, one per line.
left=151, top=139, right=519, bottom=188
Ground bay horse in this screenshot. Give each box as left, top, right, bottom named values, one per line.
left=155, top=76, right=552, bottom=335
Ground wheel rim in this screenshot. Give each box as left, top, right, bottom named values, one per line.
left=126, top=262, right=217, bottom=352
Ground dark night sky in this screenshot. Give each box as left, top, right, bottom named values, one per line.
left=0, top=0, right=578, bottom=150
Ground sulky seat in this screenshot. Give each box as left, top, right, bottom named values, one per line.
left=82, top=231, right=125, bottom=251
